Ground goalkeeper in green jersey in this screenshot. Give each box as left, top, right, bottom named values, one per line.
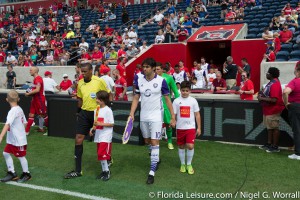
left=156, top=63, right=180, bottom=149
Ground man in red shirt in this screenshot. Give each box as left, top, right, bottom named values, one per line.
left=283, top=65, right=300, bottom=160
left=239, top=71, right=254, bottom=100
left=104, top=25, right=114, bottom=38
left=60, top=74, right=73, bottom=91
left=279, top=25, right=293, bottom=43
left=225, top=7, right=236, bottom=22
left=0, top=47, right=6, bottom=66
left=78, top=49, right=91, bottom=63
left=176, top=25, right=189, bottom=42
left=91, top=46, right=103, bottom=66
left=257, top=67, right=285, bottom=153
left=25, top=67, right=48, bottom=134
left=112, top=69, right=128, bottom=101
left=73, top=12, right=81, bottom=30
left=116, top=57, right=126, bottom=78
left=264, top=46, right=276, bottom=62
left=211, top=71, right=227, bottom=91
left=282, top=3, right=293, bottom=15
left=99, top=59, right=110, bottom=76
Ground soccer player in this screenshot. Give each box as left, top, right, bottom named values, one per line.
left=156, top=63, right=180, bottom=150
left=90, top=91, right=114, bottom=181
left=25, top=67, right=48, bottom=135
left=0, top=90, right=31, bottom=183
left=172, top=81, right=201, bottom=175
left=129, top=58, right=176, bottom=184
left=64, top=63, right=111, bottom=179
left=112, top=69, right=128, bottom=101
left=173, top=64, right=187, bottom=84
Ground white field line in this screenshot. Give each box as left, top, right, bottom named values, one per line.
left=6, top=181, right=112, bottom=200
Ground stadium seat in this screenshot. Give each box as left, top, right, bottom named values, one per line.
left=276, top=58, right=288, bottom=61
left=246, top=34, right=257, bottom=39
left=290, top=50, right=300, bottom=59
left=288, top=58, right=300, bottom=61
left=293, top=44, right=299, bottom=50
left=276, top=51, right=289, bottom=60
left=281, top=43, right=293, bottom=52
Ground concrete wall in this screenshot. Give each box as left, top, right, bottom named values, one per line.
left=0, top=65, right=116, bottom=88
left=260, top=60, right=296, bottom=88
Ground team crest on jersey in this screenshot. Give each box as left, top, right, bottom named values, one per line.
left=90, top=93, right=96, bottom=99
left=196, top=30, right=234, bottom=40
left=144, top=89, right=152, bottom=97
left=153, top=83, right=158, bottom=88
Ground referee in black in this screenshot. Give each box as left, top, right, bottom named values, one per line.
left=65, top=63, right=112, bottom=178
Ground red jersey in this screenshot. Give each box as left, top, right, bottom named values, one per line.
left=73, top=15, right=81, bottom=22
left=51, top=21, right=58, bottom=31
left=58, top=2, right=63, bottom=9
left=225, top=12, right=236, bottom=20
left=262, top=78, right=285, bottom=115
left=274, top=37, right=281, bottom=53
left=100, top=65, right=110, bottom=75
left=32, top=76, right=45, bottom=101
left=81, top=53, right=91, bottom=60
left=117, top=49, right=126, bottom=57
left=0, top=51, right=6, bottom=62
left=92, top=51, right=103, bottom=60
left=115, top=77, right=128, bottom=101
left=73, top=0, right=77, bottom=7
left=105, top=27, right=114, bottom=36
left=167, top=67, right=175, bottom=75
left=60, top=80, right=72, bottom=90
left=116, top=63, right=126, bottom=78
left=240, top=79, right=254, bottom=100
left=283, top=7, right=293, bottom=15
left=268, top=52, right=276, bottom=62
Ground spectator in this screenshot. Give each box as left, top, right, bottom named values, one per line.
left=278, top=11, right=286, bottom=26
left=265, top=40, right=273, bottom=54
left=66, top=28, right=75, bottom=39
left=257, top=67, right=284, bottom=153
left=176, top=25, right=189, bottom=42
left=60, top=74, right=73, bottom=91
left=60, top=49, right=70, bottom=65
left=73, top=12, right=81, bottom=30
left=5, top=52, right=17, bottom=66
left=264, top=46, right=276, bottom=62
left=5, top=64, right=16, bottom=89
left=164, top=24, right=175, bottom=43
left=128, top=27, right=137, bottom=45
left=282, top=3, right=293, bottom=16
left=269, top=17, right=281, bottom=32
left=112, top=32, right=123, bottom=47
left=211, top=71, right=227, bottom=91
left=155, top=29, right=165, bottom=44
left=198, top=7, right=209, bottom=21
left=279, top=25, right=293, bottom=43
left=235, top=7, right=244, bottom=21
left=152, top=10, right=164, bottom=23
left=45, top=50, right=54, bottom=65
left=17, top=52, right=24, bottom=66
left=273, top=32, right=281, bottom=53
left=183, top=16, right=192, bottom=36
left=117, top=44, right=127, bottom=58
left=79, top=38, right=89, bottom=51
left=169, top=13, right=178, bottom=31
left=291, top=10, right=298, bottom=24
left=139, top=41, right=148, bottom=53
left=104, top=24, right=114, bottom=39
left=36, top=51, right=45, bottom=66
left=238, top=58, right=251, bottom=76
left=75, top=29, right=82, bottom=39
left=108, top=11, right=116, bottom=21
left=112, top=69, right=128, bottom=101
left=86, top=21, right=96, bottom=32
left=116, top=57, right=126, bottom=78
left=121, top=10, right=129, bottom=24
left=101, top=68, right=115, bottom=92
left=221, top=0, right=228, bottom=19
left=186, top=3, right=193, bottom=15
left=262, top=27, right=273, bottom=40
left=239, top=71, right=254, bottom=100
left=108, top=48, right=118, bottom=64
left=39, top=36, right=48, bottom=57
left=285, top=15, right=298, bottom=33
left=192, top=12, right=200, bottom=28
left=99, top=59, right=110, bottom=76
left=223, top=56, right=238, bottom=89
left=225, top=7, right=236, bottom=22
left=91, top=46, right=103, bottom=66
left=78, top=48, right=91, bottom=63
left=126, top=44, right=139, bottom=60
left=206, top=68, right=216, bottom=89
left=167, top=3, right=176, bottom=15
left=0, top=47, right=6, bottom=66
left=43, top=71, right=60, bottom=94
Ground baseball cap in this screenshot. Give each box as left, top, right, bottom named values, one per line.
left=40, top=36, right=44, bottom=39
left=102, top=68, right=110, bottom=74
left=63, top=74, right=68, bottom=78
left=265, top=41, right=273, bottom=45
left=7, top=51, right=11, bottom=54
left=44, top=71, right=52, bottom=76
left=124, top=28, right=128, bottom=31
left=127, top=44, right=132, bottom=47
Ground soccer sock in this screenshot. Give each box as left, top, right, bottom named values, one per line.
left=18, top=157, right=29, bottom=173
left=3, top=152, right=15, bottom=173
left=25, top=117, right=34, bottom=133
left=148, top=144, right=152, bottom=156
left=100, top=160, right=109, bottom=172
left=187, top=149, right=194, bottom=165
left=44, top=116, right=48, bottom=127
left=166, top=127, right=173, bottom=144
left=149, top=145, right=159, bottom=176
left=178, top=148, right=185, bottom=165
left=75, top=145, right=83, bottom=173
left=38, top=116, right=44, bottom=129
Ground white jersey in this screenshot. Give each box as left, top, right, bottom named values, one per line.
left=172, top=96, right=200, bottom=130
left=43, top=77, right=58, bottom=93
left=135, top=74, right=169, bottom=122
left=5, top=106, right=27, bottom=146
left=94, top=106, right=114, bottom=143
left=101, top=75, right=115, bottom=92
left=193, top=69, right=206, bottom=88
left=200, top=63, right=209, bottom=76
left=173, top=71, right=186, bottom=84
left=206, top=73, right=216, bottom=87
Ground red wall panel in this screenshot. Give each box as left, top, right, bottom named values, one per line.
left=231, top=39, right=266, bottom=93
left=125, top=43, right=187, bottom=86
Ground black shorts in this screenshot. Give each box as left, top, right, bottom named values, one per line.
left=76, top=110, right=94, bottom=135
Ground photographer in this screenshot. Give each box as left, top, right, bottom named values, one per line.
left=176, top=25, right=189, bottom=42
left=223, top=56, right=238, bottom=90
left=6, top=65, right=16, bottom=89
left=164, top=24, right=175, bottom=43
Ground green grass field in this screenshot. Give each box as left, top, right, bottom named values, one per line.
left=0, top=126, right=299, bottom=200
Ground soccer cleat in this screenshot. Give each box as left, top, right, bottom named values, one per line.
left=146, top=175, right=154, bottom=184
left=186, top=165, right=194, bottom=175
left=288, top=154, right=300, bottom=160
left=266, top=146, right=280, bottom=153
left=259, top=144, right=271, bottom=150
left=108, top=158, right=113, bottom=167
left=17, top=172, right=32, bottom=183
left=101, top=171, right=110, bottom=181
left=168, top=143, right=174, bottom=150
left=96, top=171, right=105, bottom=180
left=180, top=164, right=186, bottom=173
left=37, top=128, right=46, bottom=133
left=64, top=170, right=82, bottom=179
left=0, top=171, right=18, bottom=182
